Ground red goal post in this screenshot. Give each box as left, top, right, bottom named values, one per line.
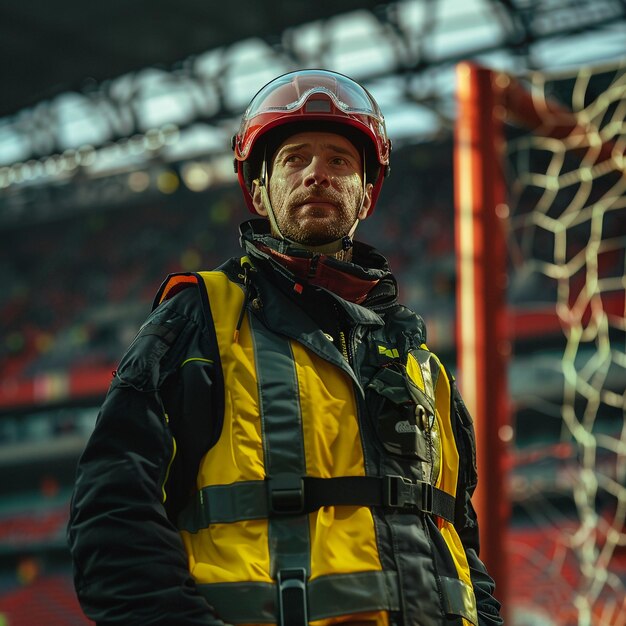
left=454, top=62, right=511, bottom=610
left=454, top=58, right=626, bottom=621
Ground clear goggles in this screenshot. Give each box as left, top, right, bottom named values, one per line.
left=246, top=70, right=384, bottom=118
left=235, top=70, right=388, bottom=161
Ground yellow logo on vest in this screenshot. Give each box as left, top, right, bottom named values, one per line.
left=378, top=345, right=400, bottom=359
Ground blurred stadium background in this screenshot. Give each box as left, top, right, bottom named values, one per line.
left=0, top=1, right=625, bottom=624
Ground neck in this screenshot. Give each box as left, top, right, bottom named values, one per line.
left=268, top=228, right=354, bottom=262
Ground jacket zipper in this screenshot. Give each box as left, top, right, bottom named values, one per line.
left=338, top=331, right=349, bottom=362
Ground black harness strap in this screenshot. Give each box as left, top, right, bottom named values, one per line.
left=250, top=313, right=309, bottom=626
left=305, top=475, right=455, bottom=522
left=196, top=570, right=401, bottom=624
left=178, top=474, right=456, bottom=532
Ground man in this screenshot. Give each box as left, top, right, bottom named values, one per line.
left=68, top=69, right=503, bottom=626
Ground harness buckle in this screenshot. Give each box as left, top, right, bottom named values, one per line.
left=384, top=475, right=434, bottom=515
left=277, top=568, right=308, bottom=626
left=383, top=475, right=414, bottom=508
left=421, top=480, right=434, bottom=515
left=267, top=473, right=304, bottom=515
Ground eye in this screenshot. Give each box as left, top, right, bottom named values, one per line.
left=280, top=153, right=306, bottom=168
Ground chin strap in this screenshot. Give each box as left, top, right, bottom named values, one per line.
left=255, top=149, right=367, bottom=255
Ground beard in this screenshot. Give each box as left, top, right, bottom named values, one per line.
left=271, top=184, right=362, bottom=246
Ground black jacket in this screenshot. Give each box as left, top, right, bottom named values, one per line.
left=68, top=220, right=502, bottom=625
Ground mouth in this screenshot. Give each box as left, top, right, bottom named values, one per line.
left=296, top=197, right=337, bottom=210
left=300, top=200, right=335, bottom=208
left=294, top=202, right=338, bottom=220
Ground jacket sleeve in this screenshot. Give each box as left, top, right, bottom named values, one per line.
left=451, top=384, right=504, bottom=626
left=67, top=287, right=227, bottom=626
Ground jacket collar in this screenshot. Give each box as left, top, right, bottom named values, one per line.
left=238, top=219, right=398, bottom=313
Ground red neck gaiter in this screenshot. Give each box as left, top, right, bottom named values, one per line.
left=259, top=244, right=380, bottom=304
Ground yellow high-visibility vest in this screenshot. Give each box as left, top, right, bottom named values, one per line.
left=160, top=267, right=477, bottom=626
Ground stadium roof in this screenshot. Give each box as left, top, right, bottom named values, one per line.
left=2, top=0, right=624, bottom=120
left=0, top=0, right=384, bottom=118
left=0, top=0, right=624, bottom=207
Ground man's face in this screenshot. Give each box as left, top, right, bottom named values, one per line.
left=252, top=131, right=373, bottom=246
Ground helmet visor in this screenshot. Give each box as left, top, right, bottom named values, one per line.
left=235, top=70, right=388, bottom=162
left=245, top=70, right=384, bottom=119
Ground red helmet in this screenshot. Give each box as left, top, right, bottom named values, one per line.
left=233, top=69, right=391, bottom=216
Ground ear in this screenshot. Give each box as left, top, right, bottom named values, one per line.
left=358, top=182, right=374, bottom=220
left=251, top=179, right=268, bottom=217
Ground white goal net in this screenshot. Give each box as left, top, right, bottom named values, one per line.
left=455, top=59, right=626, bottom=625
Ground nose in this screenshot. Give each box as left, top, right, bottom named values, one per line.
left=303, top=158, right=330, bottom=188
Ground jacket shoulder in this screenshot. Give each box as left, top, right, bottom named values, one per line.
left=154, top=272, right=206, bottom=309
left=114, top=275, right=213, bottom=392
left=154, top=262, right=245, bottom=304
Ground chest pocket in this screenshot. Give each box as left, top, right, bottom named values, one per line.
left=366, top=363, right=441, bottom=482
